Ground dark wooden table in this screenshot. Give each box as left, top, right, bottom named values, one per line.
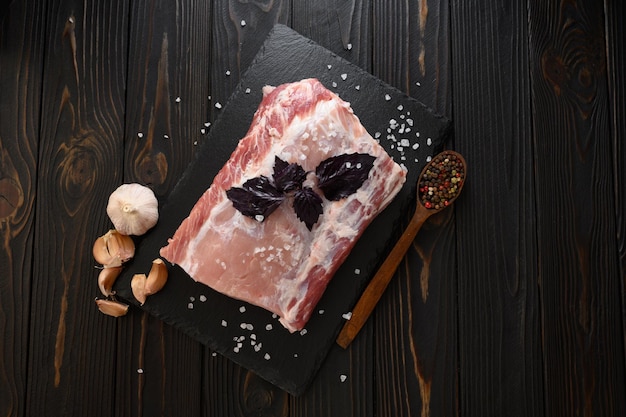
left=1, top=0, right=625, bottom=416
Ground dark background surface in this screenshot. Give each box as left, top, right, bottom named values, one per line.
left=0, top=0, right=624, bottom=416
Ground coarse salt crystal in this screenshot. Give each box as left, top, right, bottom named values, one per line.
left=175, top=97, right=181, bottom=103
left=240, top=19, right=246, bottom=27
left=221, top=320, right=228, bottom=327
left=137, top=132, right=144, bottom=138
left=200, top=295, right=207, bottom=302
left=187, top=303, right=194, bottom=309
left=190, top=296, right=195, bottom=302
left=355, top=85, right=360, bottom=90
left=332, top=81, right=337, bottom=88
left=341, top=73, right=347, bottom=80
left=164, top=134, right=169, bottom=139
left=342, top=312, right=353, bottom=320
left=427, top=138, right=432, bottom=146
left=400, top=138, right=410, bottom=147
left=354, top=268, right=361, bottom=274
left=319, top=309, right=325, bottom=314
left=385, top=94, right=392, bottom=101
left=204, top=122, right=211, bottom=127
left=374, top=132, right=381, bottom=138
left=239, top=306, right=246, bottom=313
left=397, top=104, right=403, bottom=111
left=347, top=43, right=352, bottom=50
left=412, top=143, right=420, bottom=150
left=340, top=374, right=347, bottom=382
left=300, top=329, right=307, bottom=336
left=327, top=64, right=332, bottom=70
left=225, top=70, right=231, bottom=76
left=137, top=368, right=144, bottom=374
left=265, top=324, right=273, bottom=331
left=245, top=88, right=251, bottom=94
left=264, top=353, right=271, bottom=360
left=200, top=128, right=206, bottom=134
left=215, top=102, right=222, bottom=109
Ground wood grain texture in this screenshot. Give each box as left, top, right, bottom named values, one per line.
left=288, top=2, right=375, bottom=415
left=25, top=0, right=130, bottom=415
left=0, top=0, right=45, bottom=415
left=450, top=0, right=544, bottom=415
left=200, top=1, right=292, bottom=414
left=529, top=0, right=626, bottom=415
left=116, top=1, right=213, bottom=415
left=370, top=1, right=458, bottom=416
left=291, top=0, right=371, bottom=71
left=604, top=0, right=626, bottom=369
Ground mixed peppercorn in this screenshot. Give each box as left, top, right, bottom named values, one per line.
left=418, top=151, right=465, bottom=210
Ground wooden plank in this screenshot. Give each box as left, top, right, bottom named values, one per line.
left=450, top=0, right=544, bottom=415
left=291, top=0, right=371, bottom=71
left=604, top=0, right=626, bottom=368
left=201, top=1, right=292, bottom=414
left=289, top=1, right=374, bottom=415
left=0, top=0, right=46, bottom=415
left=528, top=0, right=626, bottom=415
left=24, top=0, right=129, bottom=415
left=369, top=1, right=459, bottom=417
left=114, top=0, right=213, bottom=415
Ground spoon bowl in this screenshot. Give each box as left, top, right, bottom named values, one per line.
left=336, top=150, right=466, bottom=348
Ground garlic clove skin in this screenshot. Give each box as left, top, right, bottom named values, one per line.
left=131, top=273, right=148, bottom=305
left=95, top=298, right=129, bottom=317
left=107, top=183, right=159, bottom=236
left=93, top=229, right=135, bottom=267
left=98, top=266, right=123, bottom=297
left=144, top=258, right=168, bottom=295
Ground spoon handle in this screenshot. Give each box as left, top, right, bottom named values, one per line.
left=336, top=205, right=432, bottom=349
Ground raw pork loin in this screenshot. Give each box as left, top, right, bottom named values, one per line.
left=160, top=78, right=406, bottom=332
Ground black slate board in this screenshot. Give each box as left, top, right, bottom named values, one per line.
left=114, top=24, right=451, bottom=396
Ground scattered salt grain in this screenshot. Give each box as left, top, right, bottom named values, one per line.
left=240, top=323, right=248, bottom=330
left=175, top=97, right=181, bottom=103
left=342, top=312, right=353, bottom=320
left=400, top=138, right=410, bottom=147
left=327, top=64, right=332, bottom=70
left=385, top=94, right=392, bottom=101
left=200, top=128, right=206, bottom=134
left=190, top=296, right=195, bottom=302
left=300, top=329, right=308, bottom=336
left=215, top=102, right=222, bottom=109
left=332, top=81, right=337, bottom=88
left=204, top=122, right=211, bottom=127
left=265, top=324, right=273, bottom=331
left=427, top=137, right=432, bottom=146
left=412, top=143, right=420, bottom=150
left=426, top=155, right=433, bottom=162
left=212, top=352, right=217, bottom=357
left=240, top=19, right=246, bottom=27
left=137, top=368, right=144, bottom=374
left=355, top=85, right=360, bottom=90
left=164, top=134, right=169, bottom=139
left=200, top=295, right=207, bottom=302
left=137, top=132, right=144, bottom=138
left=340, top=374, right=347, bottom=382
left=354, top=268, right=361, bottom=275
left=187, top=302, right=194, bottom=309
left=221, top=320, right=228, bottom=327
left=374, top=132, right=381, bottom=139
left=225, top=70, right=231, bottom=76
left=319, top=309, right=325, bottom=315
left=245, top=88, right=251, bottom=94
left=397, top=104, right=403, bottom=111
left=239, top=306, right=246, bottom=313
left=341, top=73, right=347, bottom=80
left=294, top=353, right=299, bottom=358
left=255, top=214, right=264, bottom=222
left=416, top=81, right=421, bottom=86
left=264, top=353, right=271, bottom=360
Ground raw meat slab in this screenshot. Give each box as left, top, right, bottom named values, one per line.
left=114, top=24, right=451, bottom=396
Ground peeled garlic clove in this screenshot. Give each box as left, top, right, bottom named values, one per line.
left=144, top=258, right=168, bottom=295
left=92, top=229, right=135, bottom=267
left=98, top=266, right=123, bottom=297
left=107, top=183, right=159, bottom=236
left=131, top=273, right=148, bottom=305
left=95, top=298, right=129, bottom=317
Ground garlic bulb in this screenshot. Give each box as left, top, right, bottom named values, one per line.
left=106, top=183, right=158, bottom=236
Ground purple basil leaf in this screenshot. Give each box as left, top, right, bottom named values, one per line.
left=293, top=187, right=323, bottom=230
left=273, top=156, right=308, bottom=193
left=316, top=153, right=376, bottom=201
left=226, top=176, right=284, bottom=220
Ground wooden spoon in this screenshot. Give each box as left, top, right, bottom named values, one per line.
left=336, top=150, right=466, bottom=349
